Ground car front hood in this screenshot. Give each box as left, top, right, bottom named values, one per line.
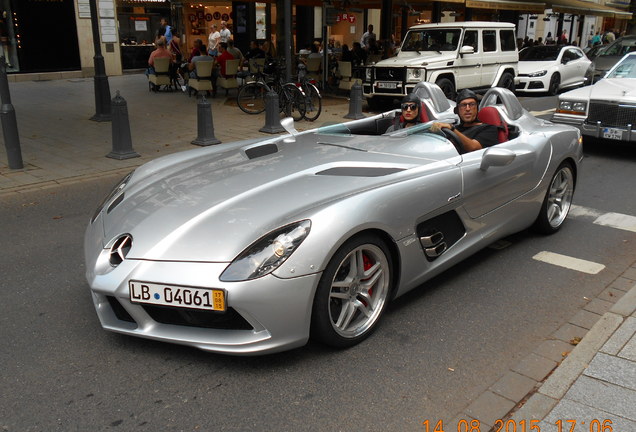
left=101, top=134, right=449, bottom=262
left=560, top=78, right=636, bottom=104
left=376, top=52, right=457, bottom=67
left=518, top=61, right=555, bottom=74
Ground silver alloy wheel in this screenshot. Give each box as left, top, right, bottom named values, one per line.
left=327, top=244, right=390, bottom=338
left=546, top=166, right=574, bottom=228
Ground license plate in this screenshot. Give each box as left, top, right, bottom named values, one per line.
left=603, top=128, right=623, bottom=140
left=129, top=281, right=226, bottom=311
left=377, top=82, right=397, bottom=89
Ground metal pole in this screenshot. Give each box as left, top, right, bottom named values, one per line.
left=89, top=0, right=111, bottom=122
left=0, top=57, right=23, bottom=169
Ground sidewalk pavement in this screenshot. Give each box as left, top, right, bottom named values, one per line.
left=1, top=74, right=635, bottom=430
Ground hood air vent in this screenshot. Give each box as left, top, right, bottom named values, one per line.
left=316, top=167, right=405, bottom=177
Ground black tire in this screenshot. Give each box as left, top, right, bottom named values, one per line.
left=303, top=84, right=322, bottom=121
left=281, top=83, right=306, bottom=122
left=548, top=73, right=561, bottom=96
left=497, top=72, right=515, bottom=93
left=237, top=82, right=267, bottom=114
left=435, top=78, right=456, bottom=100
left=311, top=234, right=393, bottom=348
left=532, top=162, right=575, bottom=234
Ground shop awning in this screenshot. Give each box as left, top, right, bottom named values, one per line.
left=546, top=0, right=632, bottom=18
left=464, top=0, right=546, bottom=12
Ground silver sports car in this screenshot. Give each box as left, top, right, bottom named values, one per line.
left=85, top=83, right=583, bottom=355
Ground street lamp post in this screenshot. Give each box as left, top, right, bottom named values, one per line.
left=89, top=0, right=111, bottom=122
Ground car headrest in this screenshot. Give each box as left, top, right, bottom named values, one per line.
left=478, top=106, right=508, bottom=143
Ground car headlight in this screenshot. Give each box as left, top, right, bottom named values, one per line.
left=90, top=170, right=134, bottom=223
left=556, top=100, right=587, bottom=115
left=409, top=68, right=422, bottom=79
left=220, top=220, right=311, bottom=282
left=527, top=70, right=547, bottom=77
left=365, top=67, right=372, bottom=80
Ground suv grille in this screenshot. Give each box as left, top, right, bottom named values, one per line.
left=587, top=101, right=636, bottom=128
left=374, top=67, right=406, bottom=81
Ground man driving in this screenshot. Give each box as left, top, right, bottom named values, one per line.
left=431, top=89, right=499, bottom=152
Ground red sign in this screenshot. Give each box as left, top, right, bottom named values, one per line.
left=335, top=13, right=356, bottom=24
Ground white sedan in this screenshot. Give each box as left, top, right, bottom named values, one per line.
left=516, top=45, right=591, bottom=95
left=551, top=52, right=636, bottom=143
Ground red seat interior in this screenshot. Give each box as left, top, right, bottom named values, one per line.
left=478, top=106, right=508, bottom=143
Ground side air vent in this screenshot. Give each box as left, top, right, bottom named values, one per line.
left=316, top=167, right=405, bottom=177
left=245, top=143, right=278, bottom=159
left=416, top=211, right=465, bottom=262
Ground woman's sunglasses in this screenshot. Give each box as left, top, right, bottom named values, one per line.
left=401, top=103, right=418, bottom=111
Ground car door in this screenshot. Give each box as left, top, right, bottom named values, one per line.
left=559, top=48, right=583, bottom=86
left=454, top=29, right=482, bottom=89
left=459, top=132, right=552, bottom=219
left=479, top=29, right=499, bottom=86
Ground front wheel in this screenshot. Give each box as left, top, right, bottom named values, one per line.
left=281, top=83, right=306, bottom=122
left=548, top=74, right=561, bottom=96
left=237, top=82, right=267, bottom=114
left=303, top=84, right=322, bottom=121
left=533, top=162, right=575, bottom=234
left=497, top=72, right=515, bottom=93
left=435, top=78, right=455, bottom=100
left=311, top=235, right=393, bottom=348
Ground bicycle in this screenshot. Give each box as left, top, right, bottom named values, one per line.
left=296, top=63, right=322, bottom=122
left=237, top=60, right=306, bottom=121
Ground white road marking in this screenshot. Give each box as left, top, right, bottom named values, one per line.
left=569, top=205, right=636, bottom=233
left=533, top=251, right=605, bottom=274
left=529, top=108, right=556, bottom=116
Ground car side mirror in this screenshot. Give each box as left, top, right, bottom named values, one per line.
left=459, top=46, right=474, bottom=57
left=480, top=147, right=516, bottom=171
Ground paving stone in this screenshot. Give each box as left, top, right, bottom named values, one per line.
left=509, top=393, right=558, bottom=423
left=464, top=391, right=516, bottom=427
left=490, top=371, right=538, bottom=403
left=598, top=286, right=626, bottom=303
left=512, top=353, right=558, bottom=382
left=610, top=277, right=636, bottom=292
left=601, top=317, right=636, bottom=355
left=622, top=267, right=636, bottom=281
left=620, top=333, right=636, bottom=362
left=565, top=375, right=636, bottom=421
left=610, top=286, right=636, bottom=317
left=569, top=309, right=602, bottom=330
left=544, top=398, right=636, bottom=431
left=584, top=298, right=614, bottom=315
left=584, top=352, right=636, bottom=390
left=552, top=323, right=588, bottom=345
left=534, top=339, right=574, bottom=363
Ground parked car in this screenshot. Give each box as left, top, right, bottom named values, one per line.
left=85, top=83, right=582, bottom=356
left=587, top=35, right=636, bottom=83
left=552, top=52, right=636, bottom=143
left=584, top=43, right=608, bottom=61
left=516, top=45, right=591, bottom=95
left=363, top=21, right=518, bottom=106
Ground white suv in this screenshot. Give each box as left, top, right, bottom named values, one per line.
left=363, top=22, right=518, bottom=108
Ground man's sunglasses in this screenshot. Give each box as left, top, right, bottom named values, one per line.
left=401, top=103, right=418, bottom=111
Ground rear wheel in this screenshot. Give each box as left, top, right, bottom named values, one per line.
left=237, top=82, right=267, bottom=114
left=533, top=162, right=575, bottom=234
left=281, top=83, right=306, bottom=122
left=311, top=234, right=392, bottom=348
left=303, top=84, right=322, bottom=121
left=435, top=78, right=455, bottom=100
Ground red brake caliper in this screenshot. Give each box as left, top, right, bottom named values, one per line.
left=362, top=253, right=374, bottom=302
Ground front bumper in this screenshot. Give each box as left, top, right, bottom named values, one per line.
left=551, top=113, right=636, bottom=142
left=515, top=75, right=548, bottom=92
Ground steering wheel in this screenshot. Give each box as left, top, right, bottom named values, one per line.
left=441, top=128, right=465, bottom=154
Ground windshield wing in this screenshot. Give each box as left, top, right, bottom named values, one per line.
left=402, top=29, right=462, bottom=52
left=519, top=46, right=560, bottom=61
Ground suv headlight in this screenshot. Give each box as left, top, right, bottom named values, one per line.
left=556, top=100, right=587, bottom=115
left=527, top=70, right=547, bottom=77
left=220, top=220, right=311, bottom=281
left=365, top=67, right=372, bottom=80
left=408, top=68, right=422, bottom=80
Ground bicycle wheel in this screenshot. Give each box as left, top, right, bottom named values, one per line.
left=281, top=83, right=306, bottom=122
left=303, top=84, right=322, bottom=122
left=237, top=82, right=267, bottom=114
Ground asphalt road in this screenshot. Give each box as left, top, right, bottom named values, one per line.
left=2, top=95, right=636, bottom=432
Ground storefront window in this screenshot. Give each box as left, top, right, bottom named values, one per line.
left=0, top=0, right=18, bottom=72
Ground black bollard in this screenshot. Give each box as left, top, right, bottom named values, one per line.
left=0, top=57, right=23, bottom=169
left=107, top=91, right=140, bottom=160
left=259, top=90, right=284, bottom=134
left=191, top=95, right=221, bottom=146
left=344, top=81, right=366, bottom=120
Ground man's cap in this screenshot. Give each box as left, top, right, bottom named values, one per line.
left=456, top=89, right=478, bottom=105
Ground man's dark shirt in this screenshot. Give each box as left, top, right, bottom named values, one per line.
left=245, top=47, right=266, bottom=61
left=456, top=123, right=499, bottom=148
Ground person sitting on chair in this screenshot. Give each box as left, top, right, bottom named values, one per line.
left=431, top=89, right=499, bottom=152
